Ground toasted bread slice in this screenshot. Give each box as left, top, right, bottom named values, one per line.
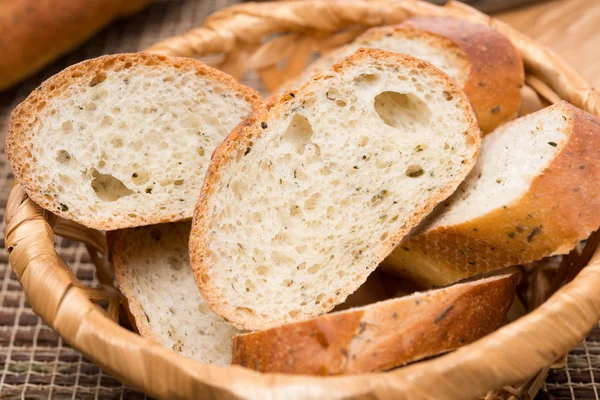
left=6, top=53, right=262, bottom=230
left=232, top=274, right=516, bottom=375
left=110, top=222, right=239, bottom=365
left=279, top=17, right=524, bottom=133
left=190, top=48, right=481, bottom=330
left=383, top=102, right=600, bottom=286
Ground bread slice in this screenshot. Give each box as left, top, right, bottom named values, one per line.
left=6, top=53, right=262, bottom=231
left=382, top=101, right=600, bottom=287
left=110, top=222, right=239, bottom=365
left=278, top=17, right=524, bottom=133
left=231, top=274, right=516, bottom=375
left=190, top=48, right=481, bottom=330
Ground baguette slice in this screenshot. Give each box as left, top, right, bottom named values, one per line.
left=279, top=17, right=524, bottom=133
left=6, top=53, right=262, bottom=230
left=383, top=101, right=600, bottom=287
left=111, top=222, right=239, bottom=365
left=232, top=274, right=516, bottom=375
left=190, top=48, right=481, bottom=330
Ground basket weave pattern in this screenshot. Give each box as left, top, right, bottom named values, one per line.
left=4, top=1, right=600, bottom=399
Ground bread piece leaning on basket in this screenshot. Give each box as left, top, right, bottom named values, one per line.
left=5, top=11, right=600, bottom=382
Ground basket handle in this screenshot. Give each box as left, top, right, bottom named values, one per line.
left=144, top=0, right=600, bottom=116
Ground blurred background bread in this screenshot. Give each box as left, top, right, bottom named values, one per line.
left=0, top=0, right=149, bottom=91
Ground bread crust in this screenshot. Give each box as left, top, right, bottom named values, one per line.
left=384, top=101, right=600, bottom=287
left=277, top=17, right=524, bottom=134
left=0, top=0, right=149, bottom=91
left=190, top=48, right=481, bottom=330
left=231, top=274, right=516, bottom=375
left=6, top=53, right=262, bottom=231
left=397, top=17, right=524, bottom=133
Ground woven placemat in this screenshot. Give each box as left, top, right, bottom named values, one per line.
left=0, top=0, right=598, bottom=399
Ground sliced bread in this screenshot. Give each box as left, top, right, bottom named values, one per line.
left=6, top=53, right=262, bottom=230
left=278, top=17, right=524, bottom=133
left=110, top=222, right=239, bottom=365
left=382, top=101, right=600, bottom=287
left=190, top=48, right=481, bottom=330
left=231, top=274, right=516, bottom=375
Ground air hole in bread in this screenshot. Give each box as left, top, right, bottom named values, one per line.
left=110, top=137, right=124, bottom=148
left=236, top=307, right=255, bottom=316
left=406, top=165, right=425, bottom=178
left=354, top=73, right=380, bottom=85
left=89, top=72, right=107, bottom=87
left=315, top=293, right=325, bottom=304
left=131, top=171, right=150, bottom=185
left=174, top=179, right=184, bottom=186
left=288, top=310, right=300, bottom=318
left=101, top=115, right=113, bottom=128
left=167, top=255, right=183, bottom=270
left=308, top=264, right=322, bottom=274
left=90, top=169, right=134, bottom=202
left=230, top=180, right=245, bottom=201
left=271, top=251, right=293, bottom=266
left=256, top=266, right=269, bottom=276
left=325, top=88, right=347, bottom=107
left=374, top=91, right=431, bottom=130
left=443, top=91, right=454, bottom=101
left=56, top=150, right=71, bottom=164
left=61, top=121, right=73, bottom=133
left=281, top=114, right=316, bottom=155
left=304, top=193, right=321, bottom=211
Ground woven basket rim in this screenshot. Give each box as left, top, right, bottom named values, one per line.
left=5, top=1, right=600, bottom=399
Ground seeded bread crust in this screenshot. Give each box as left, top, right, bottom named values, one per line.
left=6, top=53, right=262, bottom=230
left=278, top=17, right=524, bottom=134
left=383, top=102, right=600, bottom=287
left=231, top=274, right=516, bottom=375
left=190, top=48, right=481, bottom=330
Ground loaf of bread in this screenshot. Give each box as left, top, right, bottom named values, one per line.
left=278, top=17, right=524, bottom=133
left=0, top=0, right=149, bottom=91
left=383, top=101, right=600, bottom=286
left=6, top=53, right=262, bottom=230
left=232, top=274, right=516, bottom=374
left=190, top=48, right=481, bottom=330
left=110, top=222, right=239, bottom=365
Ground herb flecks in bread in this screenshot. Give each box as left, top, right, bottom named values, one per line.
left=6, top=53, right=262, bottom=230
left=111, top=222, right=239, bottom=365
left=190, top=48, right=481, bottom=330
left=383, top=101, right=600, bottom=286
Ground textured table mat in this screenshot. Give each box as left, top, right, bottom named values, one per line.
left=0, top=0, right=599, bottom=399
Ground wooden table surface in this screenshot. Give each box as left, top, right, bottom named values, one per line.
left=497, top=0, right=600, bottom=89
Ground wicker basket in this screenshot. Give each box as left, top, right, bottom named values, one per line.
left=5, top=1, right=600, bottom=399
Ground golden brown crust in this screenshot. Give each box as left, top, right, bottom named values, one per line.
left=277, top=17, right=524, bottom=134
left=0, top=0, right=149, bottom=91
left=6, top=53, right=262, bottom=231
left=190, top=48, right=481, bottom=330
left=231, top=274, right=516, bottom=375
left=397, top=17, right=524, bottom=134
left=384, top=102, right=600, bottom=287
